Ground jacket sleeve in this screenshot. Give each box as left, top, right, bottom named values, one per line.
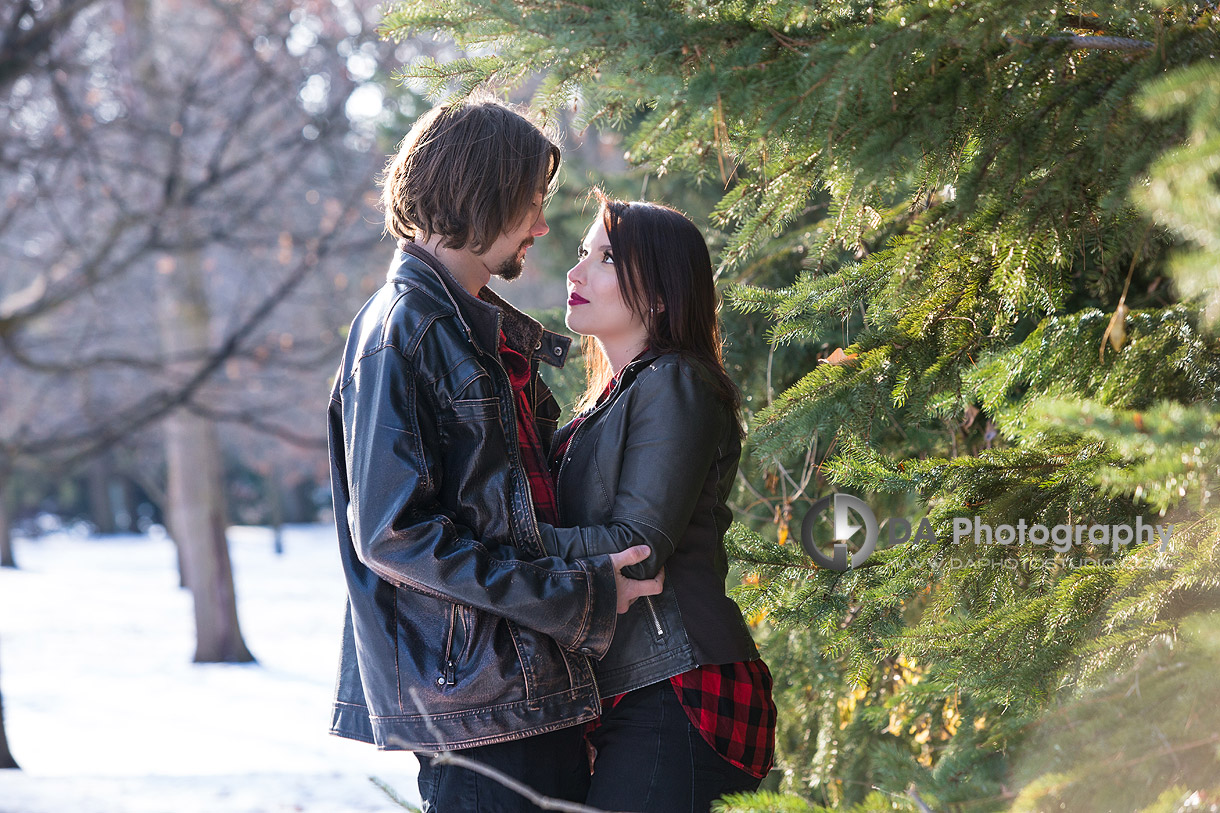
left=537, top=361, right=729, bottom=580
left=341, top=342, right=618, bottom=658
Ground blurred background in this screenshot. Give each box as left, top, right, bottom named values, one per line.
left=0, top=0, right=639, bottom=553
left=0, top=1, right=651, bottom=809
left=5, top=1, right=1220, bottom=812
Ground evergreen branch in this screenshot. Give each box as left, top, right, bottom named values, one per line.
left=1005, top=34, right=1155, bottom=52
left=373, top=2, right=1220, bottom=805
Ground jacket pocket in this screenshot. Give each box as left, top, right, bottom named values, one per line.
left=440, top=397, right=500, bottom=424
left=505, top=620, right=535, bottom=702
left=438, top=602, right=460, bottom=687
left=642, top=595, right=666, bottom=641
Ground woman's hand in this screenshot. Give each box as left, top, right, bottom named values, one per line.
left=608, top=545, right=665, bottom=614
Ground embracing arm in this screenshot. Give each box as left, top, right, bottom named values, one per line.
left=337, top=342, right=643, bottom=656
left=537, top=361, right=731, bottom=580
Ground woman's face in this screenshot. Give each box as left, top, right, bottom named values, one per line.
left=565, top=216, right=648, bottom=348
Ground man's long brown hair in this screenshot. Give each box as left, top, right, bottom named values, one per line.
left=576, top=191, right=741, bottom=431
left=381, top=99, right=560, bottom=253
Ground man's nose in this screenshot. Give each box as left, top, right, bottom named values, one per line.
left=531, top=210, right=549, bottom=238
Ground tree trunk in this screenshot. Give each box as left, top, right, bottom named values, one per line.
left=268, top=465, right=284, bottom=556
left=158, top=250, right=255, bottom=664
left=0, top=470, right=15, bottom=569
left=0, top=644, right=18, bottom=769
left=87, top=455, right=117, bottom=535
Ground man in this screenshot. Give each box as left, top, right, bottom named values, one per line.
left=327, top=99, right=663, bottom=811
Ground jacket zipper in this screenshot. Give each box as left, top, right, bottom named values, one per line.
left=438, top=602, right=458, bottom=686
left=554, top=359, right=662, bottom=644
left=556, top=360, right=665, bottom=643
left=643, top=595, right=665, bottom=638
left=485, top=314, right=549, bottom=556
left=553, top=358, right=644, bottom=514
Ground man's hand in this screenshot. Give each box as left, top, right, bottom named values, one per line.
left=608, top=545, right=664, bottom=614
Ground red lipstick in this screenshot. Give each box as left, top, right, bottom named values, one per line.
left=568, top=292, right=589, bottom=306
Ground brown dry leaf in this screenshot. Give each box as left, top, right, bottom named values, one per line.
left=822, top=347, right=859, bottom=366
left=1101, top=302, right=1129, bottom=360
left=962, top=403, right=980, bottom=431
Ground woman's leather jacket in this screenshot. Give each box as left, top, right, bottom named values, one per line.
left=539, top=352, right=760, bottom=696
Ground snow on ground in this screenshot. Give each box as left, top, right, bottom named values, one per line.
left=0, top=524, right=422, bottom=813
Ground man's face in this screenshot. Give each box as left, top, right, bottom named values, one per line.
left=483, top=186, right=549, bottom=281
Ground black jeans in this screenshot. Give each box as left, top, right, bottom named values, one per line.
left=585, top=680, right=762, bottom=813
left=415, top=725, right=590, bottom=813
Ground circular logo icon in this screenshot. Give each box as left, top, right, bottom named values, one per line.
left=800, top=493, right=880, bottom=571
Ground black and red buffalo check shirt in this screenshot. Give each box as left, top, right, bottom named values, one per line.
left=498, top=332, right=560, bottom=526
left=548, top=364, right=776, bottom=780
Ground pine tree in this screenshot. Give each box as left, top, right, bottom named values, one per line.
left=379, top=2, right=1220, bottom=809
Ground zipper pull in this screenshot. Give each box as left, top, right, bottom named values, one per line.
left=444, top=660, right=456, bottom=685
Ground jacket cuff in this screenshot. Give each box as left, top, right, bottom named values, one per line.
left=571, top=554, right=618, bottom=659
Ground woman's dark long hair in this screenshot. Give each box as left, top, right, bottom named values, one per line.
left=576, top=190, right=741, bottom=431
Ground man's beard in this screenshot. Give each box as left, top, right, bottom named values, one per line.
left=492, top=254, right=524, bottom=281
left=492, top=239, right=533, bottom=281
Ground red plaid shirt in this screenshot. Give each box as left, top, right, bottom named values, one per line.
left=498, top=331, right=559, bottom=526
left=669, top=660, right=776, bottom=778
left=552, top=365, right=776, bottom=779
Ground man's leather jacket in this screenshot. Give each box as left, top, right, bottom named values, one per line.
left=539, top=351, right=760, bottom=696
left=328, top=245, right=618, bottom=751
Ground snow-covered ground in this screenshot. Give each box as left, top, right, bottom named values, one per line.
left=0, top=524, right=422, bottom=813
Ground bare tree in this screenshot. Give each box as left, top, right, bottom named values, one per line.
left=157, top=244, right=255, bottom=661
left=0, top=4, right=413, bottom=767
left=0, top=465, right=14, bottom=569
left=0, top=0, right=405, bottom=664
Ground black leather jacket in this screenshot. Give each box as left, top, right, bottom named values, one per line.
left=328, top=245, right=619, bottom=751
left=540, top=351, right=760, bottom=696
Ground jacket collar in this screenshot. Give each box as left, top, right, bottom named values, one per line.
left=584, top=347, right=668, bottom=416
left=550, top=347, right=670, bottom=453
left=615, top=346, right=665, bottom=387
left=389, top=241, right=571, bottom=368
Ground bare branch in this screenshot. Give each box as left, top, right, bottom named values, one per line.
left=11, top=183, right=366, bottom=468
left=185, top=402, right=328, bottom=449
left=426, top=752, right=625, bottom=813
left=0, top=0, right=102, bottom=92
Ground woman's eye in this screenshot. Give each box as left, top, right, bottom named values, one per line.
left=577, top=246, right=588, bottom=259
left=601, top=251, right=614, bottom=264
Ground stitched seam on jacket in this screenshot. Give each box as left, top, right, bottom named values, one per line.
left=570, top=554, right=595, bottom=649
left=368, top=683, right=600, bottom=721
left=613, top=510, right=675, bottom=554
left=709, top=441, right=724, bottom=536
left=336, top=304, right=439, bottom=391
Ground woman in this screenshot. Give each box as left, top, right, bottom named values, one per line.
left=536, top=193, right=776, bottom=812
